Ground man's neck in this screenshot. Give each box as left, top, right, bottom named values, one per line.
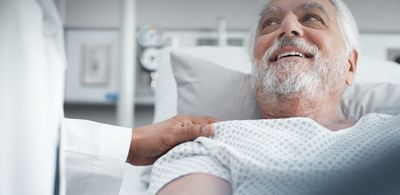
left=257, top=93, right=352, bottom=131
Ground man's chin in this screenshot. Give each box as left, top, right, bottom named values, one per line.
left=261, top=78, right=320, bottom=99
left=267, top=66, right=311, bottom=79
left=267, top=89, right=306, bottom=98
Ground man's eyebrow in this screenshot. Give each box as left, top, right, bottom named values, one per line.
left=259, top=6, right=281, bottom=17
left=297, top=2, right=330, bottom=20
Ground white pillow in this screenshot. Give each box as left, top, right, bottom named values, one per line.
left=153, top=47, right=252, bottom=122
left=341, top=83, right=400, bottom=119
left=171, top=51, right=260, bottom=120
left=168, top=47, right=400, bottom=120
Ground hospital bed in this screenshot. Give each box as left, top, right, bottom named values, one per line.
left=119, top=46, right=400, bottom=195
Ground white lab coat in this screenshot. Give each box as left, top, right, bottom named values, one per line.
left=0, top=0, right=132, bottom=195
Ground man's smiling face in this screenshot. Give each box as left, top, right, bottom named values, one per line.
left=254, top=0, right=346, bottom=64
left=253, top=0, right=354, bottom=98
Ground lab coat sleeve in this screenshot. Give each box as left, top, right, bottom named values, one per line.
left=62, top=118, right=132, bottom=195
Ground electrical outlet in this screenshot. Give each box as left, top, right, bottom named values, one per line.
left=387, top=48, right=400, bottom=65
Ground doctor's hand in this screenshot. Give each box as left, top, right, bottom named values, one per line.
left=127, top=115, right=218, bottom=166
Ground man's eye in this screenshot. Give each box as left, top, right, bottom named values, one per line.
left=259, top=18, right=281, bottom=34
left=263, top=19, right=280, bottom=28
left=302, top=14, right=324, bottom=24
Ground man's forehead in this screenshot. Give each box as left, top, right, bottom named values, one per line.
left=260, top=0, right=336, bottom=17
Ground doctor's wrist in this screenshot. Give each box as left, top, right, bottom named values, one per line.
left=126, top=127, right=142, bottom=165
left=126, top=126, right=157, bottom=166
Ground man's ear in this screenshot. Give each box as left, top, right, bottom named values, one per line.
left=345, top=49, right=358, bottom=86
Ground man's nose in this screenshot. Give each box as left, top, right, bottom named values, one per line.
left=278, top=15, right=304, bottom=38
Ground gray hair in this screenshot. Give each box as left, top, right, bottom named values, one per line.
left=248, top=0, right=360, bottom=62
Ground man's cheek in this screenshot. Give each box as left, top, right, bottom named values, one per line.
left=255, top=40, right=273, bottom=60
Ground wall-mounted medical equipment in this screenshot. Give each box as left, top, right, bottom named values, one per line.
left=137, top=26, right=166, bottom=90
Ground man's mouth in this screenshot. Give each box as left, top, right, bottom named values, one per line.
left=269, top=48, right=314, bottom=62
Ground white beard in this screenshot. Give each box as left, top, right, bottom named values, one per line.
left=255, top=38, right=347, bottom=101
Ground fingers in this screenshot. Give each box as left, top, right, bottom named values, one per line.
left=184, top=124, right=215, bottom=141
left=201, top=125, right=215, bottom=137
left=187, top=115, right=219, bottom=125
left=182, top=119, right=194, bottom=128
left=170, top=123, right=215, bottom=146
left=205, top=116, right=219, bottom=123
left=174, top=115, right=218, bottom=142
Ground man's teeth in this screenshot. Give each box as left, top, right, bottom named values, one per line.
left=277, top=51, right=305, bottom=60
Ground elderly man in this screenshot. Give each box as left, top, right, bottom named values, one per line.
left=254, top=0, right=357, bottom=130
left=252, top=0, right=357, bottom=131
left=148, top=0, right=400, bottom=194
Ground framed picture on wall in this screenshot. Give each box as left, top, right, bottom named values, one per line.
left=65, top=30, right=119, bottom=104
left=80, top=42, right=111, bottom=86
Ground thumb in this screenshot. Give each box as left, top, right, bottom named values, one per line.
left=181, top=124, right=215, bottom=142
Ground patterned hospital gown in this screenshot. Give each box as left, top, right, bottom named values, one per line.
left=149, top=113, right=400, bottom=194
